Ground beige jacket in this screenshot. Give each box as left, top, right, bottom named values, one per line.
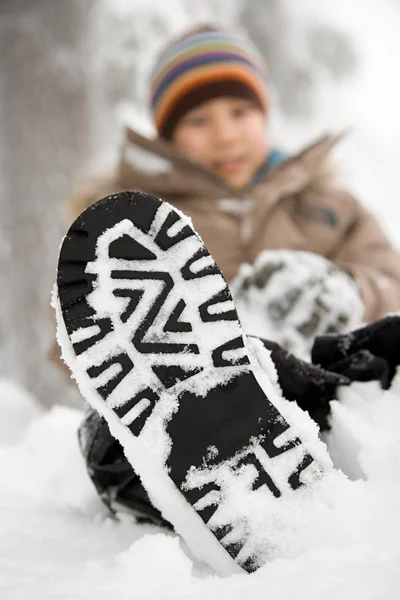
left=65, top=126, right=400, bottom=323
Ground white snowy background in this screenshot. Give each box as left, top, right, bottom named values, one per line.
left=1, top=0, right=400, bottom=597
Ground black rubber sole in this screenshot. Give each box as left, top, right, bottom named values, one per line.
left=56, top=191, right=323, bottom=574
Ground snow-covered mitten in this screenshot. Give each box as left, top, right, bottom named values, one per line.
left=312, top=315, right=400, bottom=390
left=230, top=250, right=365, bottom=359
left=54, top=191, right=332, bottom=575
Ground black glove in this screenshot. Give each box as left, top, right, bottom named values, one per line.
left=258, top=338, right=350, bottom=431
left=78, top=408, right=171, bottom=527
left=311, top=315, right=400, bottom=390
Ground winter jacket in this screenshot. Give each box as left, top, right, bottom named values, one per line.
left=65, top=126, right=400, bottom=323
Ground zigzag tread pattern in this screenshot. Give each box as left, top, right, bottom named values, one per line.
left=58, top=191, right=247, bottom=415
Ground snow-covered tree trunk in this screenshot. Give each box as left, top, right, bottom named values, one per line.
left=0, top=0, right=93, bottom=406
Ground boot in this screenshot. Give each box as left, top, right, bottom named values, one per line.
left=54, top=191, right=332, bottom=574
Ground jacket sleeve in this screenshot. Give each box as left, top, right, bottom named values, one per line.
left=64, top=170, right=126, bottom=223
left=48, top=338, right=72, bottom=379
left=333, top=192, right=400, bottom=322
left=51, top=170, right=127, bottom=380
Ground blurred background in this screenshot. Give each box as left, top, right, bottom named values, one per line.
left=1, top=0, right=400, bottom=409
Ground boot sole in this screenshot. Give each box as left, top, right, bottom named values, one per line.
left=55, top=191, right=327, bottom=574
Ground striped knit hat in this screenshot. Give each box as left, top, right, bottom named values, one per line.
left=150, top=25, right=269, bottom=139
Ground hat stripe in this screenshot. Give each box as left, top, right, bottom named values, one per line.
left=152, top=43, right=266, bottom=90
left=155, top=29, right=254, bottom=67
left=154, top=64, right=267, bottom=132
left=151, top=52, right=266, bottom=111
left=153, top=35, right=266, bottom=79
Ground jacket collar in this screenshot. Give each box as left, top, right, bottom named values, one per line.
left=253, top=132, right=345, bottom=205
left=250, top=148, right=287, bottom=188
left=118, top=126, right=344, bottom=201
left=119, top=127, right=240, bottom=199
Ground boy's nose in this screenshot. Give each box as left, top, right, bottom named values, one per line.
left=213, top=119, right=237, bottom=146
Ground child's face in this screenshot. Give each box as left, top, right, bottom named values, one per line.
left=171, top=97, right=268, bottom=189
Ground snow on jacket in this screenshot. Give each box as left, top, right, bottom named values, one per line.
left=65, top=126, right=400, bottom=323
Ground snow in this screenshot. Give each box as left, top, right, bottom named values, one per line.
left=0, top=378, right=43, bottom=446
left=3, top=0, right=400, bottom=596
left=1, top=374, right=400, bottom=598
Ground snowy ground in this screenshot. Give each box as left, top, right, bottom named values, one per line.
left=1, top=374, right=399, bottom=599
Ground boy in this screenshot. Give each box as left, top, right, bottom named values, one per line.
left=54, top=25, right=400, bottom=573
left=65, top=24, right=400, bottom=338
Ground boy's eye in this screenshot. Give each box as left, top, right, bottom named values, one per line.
left=182, top=114, right=208, bottom=127
left=232, top=104, right=252, bottom=118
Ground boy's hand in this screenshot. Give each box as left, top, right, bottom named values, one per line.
left=311, top=315, right=400, bottom=390
left=259, top=338, right=350, bottom=431
left=259, top=317, right=400, bottom=432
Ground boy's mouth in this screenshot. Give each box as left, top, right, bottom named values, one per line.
left=213, top=156, right=245, bottom=175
